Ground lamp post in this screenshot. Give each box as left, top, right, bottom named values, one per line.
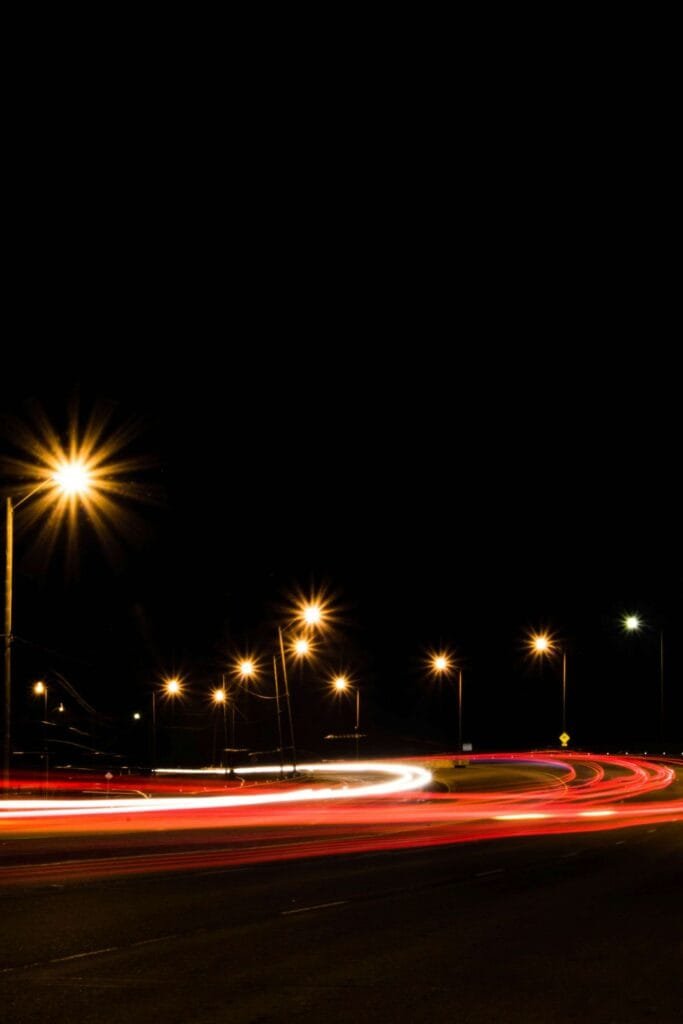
left=212, top=686, right=228, bottom=766
left=333, top=675, right=361, bottom=759
left=277, top=599, right=327, bottom=776
left=528, top=632, right=567, bottom=740
left=431, top=652, right=464, bottom=751
left=152, top=677, right=183, bottom=769
left=623, top=614, right=665, bottom=743
left=3, top=463, right=93, bottom=790
left=32, top=680, right=49, bottom=796
left=33, top=680, right=48, bottom=718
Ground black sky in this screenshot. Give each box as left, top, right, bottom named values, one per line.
left=2, top=332, right=680, bottom=760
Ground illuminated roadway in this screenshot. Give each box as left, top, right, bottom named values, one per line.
left=1, top=753, right=681, bottom=1022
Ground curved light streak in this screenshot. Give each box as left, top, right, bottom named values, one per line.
left=0, top=761, right=432, bottom=820
left=1, top=755, right=680, bottom=891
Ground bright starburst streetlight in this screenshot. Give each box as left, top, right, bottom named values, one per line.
left=527, top=630, right=568, bottom=741
left=623, top=614, right=641, bottom=632
left=432, top=654, right=451, bottom=673
left=292, top=637, right=311, bottom=657
left=150, top=677, right=184, bottom=769
left=273, top=591, right=336, bottom=775
left=236, top=659, right=256, bottom=681
left=52, top=460, right=92, bottom=496
left=301, top=603, right=323, bottom=627
left=529, top=633, right=554, bottom=654
left=3, top=405, right=149, bottom=789
left=331, top=675, right=361, bottom=758
left=428, top=651, right=465, bottom=751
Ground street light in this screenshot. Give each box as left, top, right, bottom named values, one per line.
left=528, top=631, right=568, bottom=741
left=277, top=597, right=328, bottom=775
left=151, top=677, right=183, bottom=768
left=211, top=687, right=228, bottom=766
left=430, top=652, right=464, bottom=752
left=3, top=461, right=93, bottom=788
left=332, top=675, right=361, bottom=759
left=622, top=613, right=665, bottom=742
left=32, top=679, right=50, bottom=796
left=33, top=680, right=48, bottom=718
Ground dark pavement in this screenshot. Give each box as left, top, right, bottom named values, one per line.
left=1, top=820, right=681, bottom=1023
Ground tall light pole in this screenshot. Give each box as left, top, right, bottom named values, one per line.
left=623, top=614, right=665, bottom=742
left=3, top=463, right=92, bottom=790
left=333, top=675, right=361, bottom=759
left=33, top=680, right=49, bottom=796
left=278, top=599, right=327, bottom=776
left=528, top=632, right=567, bottom=740
left=431, top=652, right=463, bottom=751
left=33, top=680, right=48, bottom=718
left=152, top=677, right=183, bottom=769
left=212, top=687, right=227, bottom=766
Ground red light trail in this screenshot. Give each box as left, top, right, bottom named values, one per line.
left=1, top=753, right=680, bottom=885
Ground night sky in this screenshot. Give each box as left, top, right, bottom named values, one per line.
left=2, top=328, right=680, bottom=762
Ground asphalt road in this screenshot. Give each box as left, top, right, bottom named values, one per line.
left=1, top=820, right=681, bottom=1023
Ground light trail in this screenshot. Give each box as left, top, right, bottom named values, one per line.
left=0, top=754, right=680, bottom=884
left=0, top=761, right=432, bottom=819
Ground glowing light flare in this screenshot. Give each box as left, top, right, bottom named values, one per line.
left=3, top=401, right=154, bottom=572
left=527, top=631, right=558, bottom=657
left=164, top=678, right=182, bottom=696
left=33, top=681, right=46, bottom=695
left=236, top=658, right=257, bottom=681
left=291, top=637, right=311, bottom=658
left=333, top=675, right=349, bottom=692
left=429, top=651, right=454, bottom=676
left=212, top=688, right=226, bottom=704
left=623, top=614, right=641, bottom=632
left=53, top=459, right=92, bottom=496
left=301, top=603, right=323, bottom=627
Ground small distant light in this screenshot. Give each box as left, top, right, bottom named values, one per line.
left=33, top=681, right=46, bottom=695
left=133, top=712, right=141, bottom=720
left=165, top=678, right=181, bottom=695
left=57, top=703, right=65, bottom=713
left=624, top=614, right=641, bottom=632
left=333, top=676, right=348, bottom=691
left=213, top=688, right=226, bottom=704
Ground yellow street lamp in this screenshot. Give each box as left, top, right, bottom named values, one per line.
left=276, top=597, right=329, bottom=775
left=151, top=677, right=184, bottom=768
left=622, top=613, right=665, bottom=742
left=301, top=603, right=324, bottom=627
left=211, top=687, right=229, bottom=765
left=33, top=680, right=48, bottom=718
left=332, top=674, right=361, bottom=758
left=238, top=660, right=254, bottom=680
left=3, top=461, right=93, bottom=787
left=430, top=651, right=464, bottom=751
left=528, top=631, right=568, bottom=740
left=291, top=637, right=312, bottom=658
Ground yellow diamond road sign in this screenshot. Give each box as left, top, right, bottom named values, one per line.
left=559, top=732, right=570, bottom=747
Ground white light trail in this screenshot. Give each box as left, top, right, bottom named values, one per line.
left=0, top=761, right=432, bottom=820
